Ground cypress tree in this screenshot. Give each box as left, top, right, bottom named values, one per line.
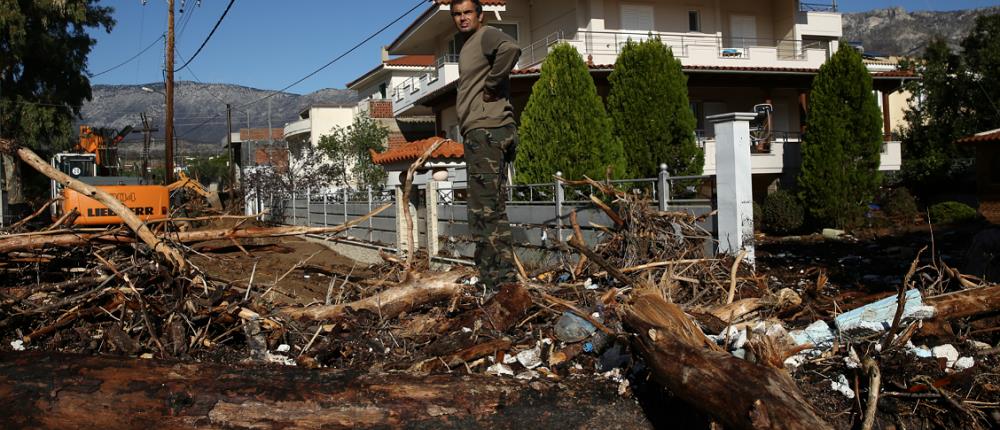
left=516, top=43, right=625, bottom=183
left=797, top=44, right=884, bottom=228
left=607, top=38, right=702, bottom=178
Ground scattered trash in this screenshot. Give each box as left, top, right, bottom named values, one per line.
left=831, top=374, right=856, bottom=399
left=486, top=363, right=514, bottom=376
left=554, top=312, right=597, bottom=343
left=9, top=340, right=24, bottom=351
left=954, top=356, right=976, bottom=371
left=822, top=229, right=846, bottom=240
left=516, top=346, right=543, bottom=370
left=933, top=344, right=960, bottom=369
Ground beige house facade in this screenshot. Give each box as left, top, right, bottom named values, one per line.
left=353, top=0, right=912, bottom=195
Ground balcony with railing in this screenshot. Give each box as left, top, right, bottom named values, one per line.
left=391, top=55, right=460, bottom=116
left=520, top=30, right=832, bottom=71
left=283, top=117, right=311, bottom=141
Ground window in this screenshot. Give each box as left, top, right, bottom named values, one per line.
left=490, top=23, right=519, bottom=42
left=689, top=11, right=701, bottom=32
left=621, top=4, right=654, bottom=32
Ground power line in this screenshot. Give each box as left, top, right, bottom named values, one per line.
left=174, top=0, right=236, bottom=72
left=176, top=0, right=199, bottom=40
left=89, top=34, right=166, bottom=78
left=183, top=0, right=427, bottom=137
left=236, top=0, right=427, bottom=110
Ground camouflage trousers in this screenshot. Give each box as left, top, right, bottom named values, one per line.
left=463, top=125, right=518, bottom=289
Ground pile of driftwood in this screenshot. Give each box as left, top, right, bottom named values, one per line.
left=1, top=138, right=999, bottom=429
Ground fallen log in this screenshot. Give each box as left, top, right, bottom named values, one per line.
left=0, top=139, right=187, bottom=270
left=623, top=291, right=832, bottom=430
left=0, top=205, right=389, bottom=255
left=0, top=351, right=652, bottom=429
left=276, top=269, right=472, bottom=322
left=926, top=284, right=1000, bottom=320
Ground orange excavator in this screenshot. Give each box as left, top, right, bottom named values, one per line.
left=50, top=125, right=171, bottom=225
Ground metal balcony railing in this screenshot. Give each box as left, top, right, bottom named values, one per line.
left=391, top=54, right=460, bottom=102
left=799, top=1, right=838, bottom=12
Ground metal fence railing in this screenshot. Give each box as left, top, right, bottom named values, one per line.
left=262, top=167, right=718, bottom=262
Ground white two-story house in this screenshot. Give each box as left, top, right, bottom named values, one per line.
left=361, top=0, right=910, bottom=196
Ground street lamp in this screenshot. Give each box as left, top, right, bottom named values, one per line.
left=142, top=86, right=174, bottom=183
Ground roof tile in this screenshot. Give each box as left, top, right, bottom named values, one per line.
left=385, top=55, right=436, bottom=67
left=370, top=137, right=464, bottom=165
left=956, top=128, right=1000, bottom=145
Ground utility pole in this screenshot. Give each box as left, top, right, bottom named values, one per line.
left=164, top=0, right=175, bottom=183
left=227, top=104, right=235, bottom=197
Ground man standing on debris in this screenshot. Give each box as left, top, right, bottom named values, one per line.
left=451, top=0, right=521, bottom=291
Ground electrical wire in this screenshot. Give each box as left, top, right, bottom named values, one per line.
left=174, top=0, right=236, bottom=72
left=235, top=0, right=428, bottom=110
left=176, top=1, right=199, bottom=41
left=89, top=34, right=166, bottom=78
left=181, top=0, right=428, bottom=138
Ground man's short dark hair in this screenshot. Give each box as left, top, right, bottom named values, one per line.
left=449, top=0, right=483, bottom=15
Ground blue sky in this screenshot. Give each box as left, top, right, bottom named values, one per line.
left=86, top=0, right=1000, bottom=94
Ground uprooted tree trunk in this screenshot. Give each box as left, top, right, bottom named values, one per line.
left=623, top=291, right=833, bottom=430
left=275, top=269, right=472, bottom=322
left=0, top=351, right=652, bottom=429
left=0, top=204, right=390, bottom=255
left=0, top=139, right=187, bottom=270
left=926, top=284, right=1000, bottom=320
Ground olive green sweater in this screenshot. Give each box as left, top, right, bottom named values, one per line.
left=456, top=26, right=521, bottom=136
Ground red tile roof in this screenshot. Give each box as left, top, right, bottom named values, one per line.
left=956, top=128, right=1000, bottom=145
left=871, top=70, right=917, bottom=78
left=370, top=137, right=464, bottom=165
left=385, top=55, right=435, bottom=67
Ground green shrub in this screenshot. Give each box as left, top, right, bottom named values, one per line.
left=928, top=201, right=978, bottom=224
left=797, top=44, right=884, bottom=228
left=763, top=190, right=804, bottom=235
left=881, top=188, right=919, bottom=222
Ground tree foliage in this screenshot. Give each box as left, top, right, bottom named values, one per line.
left=515, top=43, right=625, bottom=183
left=898, top=38, right=971, bottom=189
left=900, top=15, right=1000, bottom=193
left=0, top=0, right=114, bottom=148
left=318, top=115, right=389, bottom=190
left=797, top=44, right=884, bottom=228
left=961, top=14, right=1000, bottom=133
left=607, top=38, right=702, bottom=178
left=187, top=155, right=229, bottom=189
left=244, top=144, right=336, bottom=198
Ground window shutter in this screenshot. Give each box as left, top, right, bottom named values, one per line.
left=621, top=4, right=654, bottom=32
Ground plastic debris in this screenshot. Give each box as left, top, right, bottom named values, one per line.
left=907, top=342, right=934, bottom=359
left=554, top=312, right=597, bottom=343
left=9, top=340, right=24, bottom=351
left=954, top=357, right=975, bottom=371
left=932, top=344, right=960, bottom=368
left=486, top=363, right=514, bottom=376
left=834, top=289, right=935, bottom=339
left=515, top=370, right=539, bottom=381
left=831, top=374, right=855, bottom=399
left=516, top=346, right=543, bottom=369
left=276, top=344, right=291, bottom=353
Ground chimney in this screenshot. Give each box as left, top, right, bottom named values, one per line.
left=381, top=46, right=390, bottom=63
